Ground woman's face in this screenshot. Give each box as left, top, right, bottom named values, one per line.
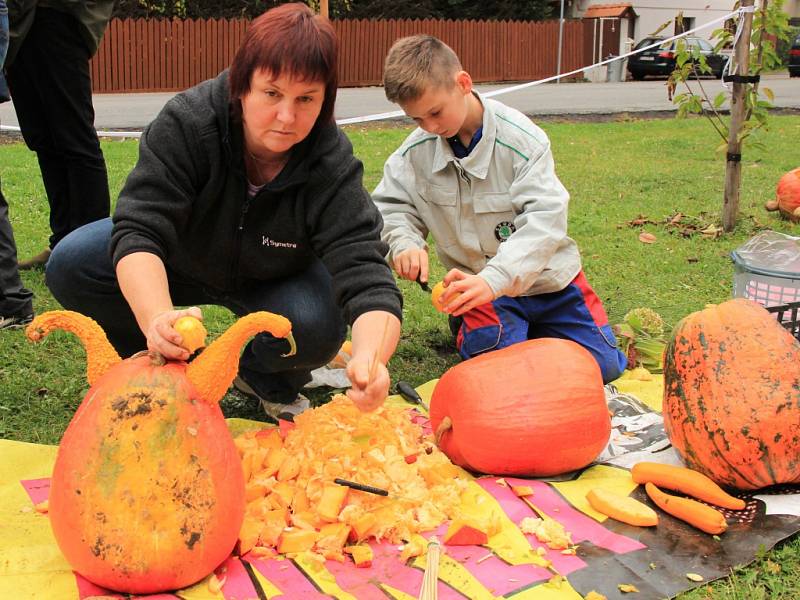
left=241, top=69, right=325, bottom=157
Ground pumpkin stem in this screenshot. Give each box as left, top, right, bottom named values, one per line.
left=130, top=350, right=166, bottom=366
left=186, top=311, right=294, bottom=404
left=434, top=416, right=453, bottom=447
left=25, top=310, right=122, bottom=386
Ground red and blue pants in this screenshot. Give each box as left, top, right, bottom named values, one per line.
left=454, top=271, right=626, bottom=383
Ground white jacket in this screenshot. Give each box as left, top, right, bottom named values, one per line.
left=372, top=94, right=581, bottom=297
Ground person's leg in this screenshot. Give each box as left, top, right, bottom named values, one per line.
left=0, top=184, right=34, bottom=326
left=453, top=296, right=529, bottom=360
left=524, top=271, right=627, bottom=384
left=225, top=259, right=347, bottom=405
left=6, top=8, right=109, bottom=250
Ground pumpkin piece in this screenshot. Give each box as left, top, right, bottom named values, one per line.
left=431, top=281, right=463, bottom=313
left=443, top=518, right=490, bottom=546
left=262, top=447, right=289, bottom=478
left=238, top=515, right=265, bottom=556
left=278, top=529, right=319, bottom=554
left=512, top=486, right=535, bottom=498
left=245, top=481, right=269, bottom=503
left=292, top=487, right=310, bottom=513
left=631, top=462, right=745, bottom=510
left=290, top=510, right=321, bottom=530
left=272, top=481, right=296, bottom=507
left=316, top=484, right=349, bottom=522
left=344, top=544, right=374, bottom=568
left=417, top=461, right=462, bottom=487
left=173, top=316, right=207, bottom=353
left=645, top=483, right=727, bottom=535
left=25, top=310, right=292, bottom=594
left=316, top=523, right=352, bottom=560
left=347, top=512, right=378, bottom=542
left=399, top=534, right=428, bottom=562
left=430, top=338, right=610, bottom=476
left=259, top=510, right=289, bottom=547
left=249, top=546, right=278, bottom=559
left=277, top=455, right=301, bottom=481
left=586, top=488, right=658, bottom=527
left=255, top=428, right=283, bottom=449
left=663, top=299, right=800, bottom=490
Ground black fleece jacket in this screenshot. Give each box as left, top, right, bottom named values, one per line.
left=111, top=70, right=402, bottom=326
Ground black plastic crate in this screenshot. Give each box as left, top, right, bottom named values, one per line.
left=766, top=301, right=800, bottom=341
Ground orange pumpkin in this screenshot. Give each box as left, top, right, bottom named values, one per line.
left=765, top=167, right=800, bottom=221
left=663, top=299, right=800, bottom=490
left=26, top=310, right=294, bottom=594
left=429, top=338, right=610, bottom=476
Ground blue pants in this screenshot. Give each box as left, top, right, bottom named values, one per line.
left=46, top=218, right=347, bottom=403
left=454, top=271, right=626, bottom=384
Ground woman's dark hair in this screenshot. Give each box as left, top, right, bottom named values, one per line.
left=228, top=3, right=338, bottom=125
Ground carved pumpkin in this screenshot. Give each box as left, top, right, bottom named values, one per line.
left=429, top=338, right=610, bottom=476
left=663, top=298, right=800, bottom=490
left=26, top=311, right=294, bottom=594
left=765, top=167, right=800, bottom=221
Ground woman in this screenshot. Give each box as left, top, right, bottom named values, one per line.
left=46, top=3, right=402, bottom=417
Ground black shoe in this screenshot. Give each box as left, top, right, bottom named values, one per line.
left=0, top=312, right=34, bottom=330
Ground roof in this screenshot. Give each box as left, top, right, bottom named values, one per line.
left=583, top=3, right=637, bottom=19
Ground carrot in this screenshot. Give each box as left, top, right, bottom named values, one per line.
left=644, top=482, right=728, bottom=535
left=631, top=462, right=745, bottom=510
left=586, top=488, right=658, bottom=527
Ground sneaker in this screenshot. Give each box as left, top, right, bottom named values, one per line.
left=18, top=248, right=51, bottom=271
left=0, top=312, right=34, bottom=330
left=233, top=375, right=310, bottom=421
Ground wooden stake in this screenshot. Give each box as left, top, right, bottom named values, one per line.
left=722, top=0, right=755, bottom=232
left=319, top=0, right=329, bottom=19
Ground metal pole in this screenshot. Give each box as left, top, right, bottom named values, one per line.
left=556, top=0, right=565, bottom=83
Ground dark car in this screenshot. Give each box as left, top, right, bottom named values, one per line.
left=627, top=36, right=727, bottom=80
left=789, top=32, right=800, bottom=78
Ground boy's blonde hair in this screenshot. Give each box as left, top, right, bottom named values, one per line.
left=383, top=35, right=463, bottom=103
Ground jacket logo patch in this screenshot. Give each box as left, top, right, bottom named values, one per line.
left=262, top=236, right=298, bottom=249
left=494, top=221, right=516, bottom=242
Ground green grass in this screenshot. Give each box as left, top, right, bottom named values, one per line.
left=2, top=114, right=800, bottom=597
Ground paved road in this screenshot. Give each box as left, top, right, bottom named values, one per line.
left=0, top=72, right=797, bottom=132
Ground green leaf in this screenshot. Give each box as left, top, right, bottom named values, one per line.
left=713, top=92, right=727, bottom=108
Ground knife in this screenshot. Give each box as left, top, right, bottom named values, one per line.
left=415, top=274, right=431, bottom=293
left=396, top=380, right=429, bottom=412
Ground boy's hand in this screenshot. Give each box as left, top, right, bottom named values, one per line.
left=392, top=248, right=429, bottom=284
left=440, top=270, right=495, bottom=316
left=145, top=306, right=203, bottom=361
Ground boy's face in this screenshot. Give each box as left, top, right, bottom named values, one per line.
left=399, top=71, right=472, bottom=138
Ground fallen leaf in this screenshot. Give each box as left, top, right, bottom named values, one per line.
left=649, top=562, right=657, bottom=570
left=584, top=592, right=608, bottom=600
left=765, top=559, right=781, bottom=574
left=686, top=573, right=704, bottom=582
left=618, top=583, right=639, bottom=593
left=639, top=232, right=657, bottom=244
left=700, top=224, right=722, bottom=239
left=687, top=257, right=699, bottom=263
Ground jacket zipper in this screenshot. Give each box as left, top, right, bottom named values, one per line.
left=228, top=193, right=252, bottom=290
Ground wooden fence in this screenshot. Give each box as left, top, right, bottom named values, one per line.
left=90, top=18, right=605, bottom=93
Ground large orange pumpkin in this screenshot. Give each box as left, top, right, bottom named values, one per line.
left=765, top=167, right=800, bottom=221
left=663, top=299, right=800, bottom=490
left=429, top=338, right=610, bottom=476
left=26, top=311, right=294, bottom=594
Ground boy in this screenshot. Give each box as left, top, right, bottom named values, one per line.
left=372, top=35, right=626, bottom=383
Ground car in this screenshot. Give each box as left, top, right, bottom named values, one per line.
left=789, top=32, right=800, bottom=78
left=627, top=36, right=727, bottom=81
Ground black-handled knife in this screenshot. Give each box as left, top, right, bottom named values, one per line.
left=415, top=274, right=431, bottom=293
left=396, top=380, right=429, bottom=412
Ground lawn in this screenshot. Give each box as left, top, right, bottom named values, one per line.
left=2, top=114, right=800, bottom=598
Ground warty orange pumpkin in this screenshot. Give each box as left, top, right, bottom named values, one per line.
left=663, top=298, right=800, bottom=490
left=429, top=338, right=611, bottom=476
left=26, top=310, right=294, bottom=594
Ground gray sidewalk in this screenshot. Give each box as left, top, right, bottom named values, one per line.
left=0, top=72, right=797, bottom=131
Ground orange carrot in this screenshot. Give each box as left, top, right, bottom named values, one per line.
left=631, top=462, right=745, bottom=510
left=645, top=482, right=728, bottom=535
left=586, top=488, right=658, bottom=527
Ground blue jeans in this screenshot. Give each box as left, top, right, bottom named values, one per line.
left=454, top=271, right=627, bottom=384
left=46, top=218, right=347, bottom=403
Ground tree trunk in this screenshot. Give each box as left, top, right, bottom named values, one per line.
left=722, top=0, right=756, bottom=232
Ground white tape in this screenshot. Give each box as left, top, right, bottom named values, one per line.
left=0, top=8, right=743, bottom=138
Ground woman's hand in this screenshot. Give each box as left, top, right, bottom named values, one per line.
left=346, top=311, right=401, bottom=412
left=441, top=269, right=495, bottom=316
left=145, top=306, right=203, bottom=361
left=346, top=355, right=390, bottom=412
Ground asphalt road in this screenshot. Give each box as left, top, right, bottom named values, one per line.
left=0, top=72, right=797, bottom=132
